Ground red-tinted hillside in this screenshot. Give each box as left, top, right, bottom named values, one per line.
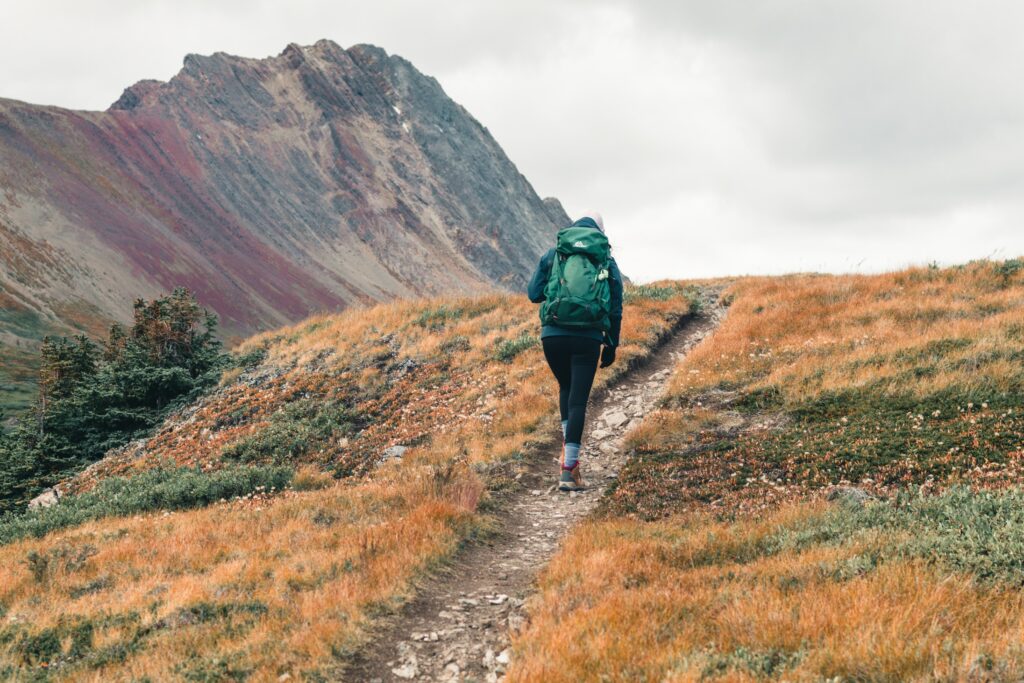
left=0, top=40, right=568, bottom=410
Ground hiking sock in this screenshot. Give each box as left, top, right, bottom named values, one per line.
left=561, top=420, right=568, bottom=439
left=563, top=442, right=581, bottom=469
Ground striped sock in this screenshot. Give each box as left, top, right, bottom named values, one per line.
left=563, top=442, right=581, bottom=469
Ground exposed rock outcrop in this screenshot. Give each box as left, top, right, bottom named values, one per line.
left=0, top=40, right=568, bottom=409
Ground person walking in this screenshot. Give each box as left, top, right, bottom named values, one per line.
left=527, top=212, right=623, bottom=491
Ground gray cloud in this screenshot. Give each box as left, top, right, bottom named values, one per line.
left=626, top=2, right=1024, bottom=212
left=2, top=0, right=1022, bottom=279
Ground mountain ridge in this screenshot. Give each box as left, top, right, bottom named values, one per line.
left=0, top=39, right=569, bottom=411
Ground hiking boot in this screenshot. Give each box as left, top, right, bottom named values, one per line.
left=558, top=463, right=584, bottom=492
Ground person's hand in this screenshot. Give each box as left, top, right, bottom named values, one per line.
left=600, top=345, right=616, bottom=368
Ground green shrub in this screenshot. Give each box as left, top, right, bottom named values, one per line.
left=493, top=332, right=538, bottom=363
left=414, top=304, right=463, bottom=330
left=876, top=487, right=1024, bottom=582
left=0, top=465, right=293, bottom=545
left=4, top=602, right=262, bottom=675
left=176, top=654, right=252, bottom=683
left=414, top=301, right=498, bottom=331
left=222, top=399, right=361, bottom=464
left=624, top=284, right=678, bottom=304
left=13, top=626, right=62, bottom=664
left=24, top=542, right=97, bottom=584
left=69, top=574, right=115, bottom=599
left=172, top=600, right=268, bottom=625
left=0, top=288, right=231, bottom=513
left=439, top=335, right=471, bottom=355
left=678, top=645, right=805, bottom=679
left=996, top=258, right=1024, bottom=285
left=232, top=345, right=268, bottom=371
left=764, top=487, right=1024, bottom=584
left=682, top=285, right=704, bottom=314
left=634, top=487, right=1024, bottom=587
left=732, top=388, right=1023, bottom=491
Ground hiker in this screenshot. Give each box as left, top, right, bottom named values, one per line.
left=527, top=212, right=623, bottom=492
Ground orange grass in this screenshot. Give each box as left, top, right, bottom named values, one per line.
left=511, top=506, right=1024, bottom=682
left=514, top=260, right=1024, bottom=681
left=1, top=452, right=481, bottom=680
left=609, top=261, right=1024, bottom=514
left=672, top=262, right=1024, bottom=403
left=1, top=285, right=693, bottom=679
left=67, top=288, right=692, bottom=490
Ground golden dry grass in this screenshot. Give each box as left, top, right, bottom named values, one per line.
left=1, top=453, right=480, bottom=680
left=67, top=287, right=692, bottom=489
left=673, top=262, right=1024, bottom=404
left=606, top=261, right=1024, bottom=515
left=1, top=285, right=694, bottom=679
left=511, top=506, right=1024, bottom=682
left=512, top=260, right=1024, bottom=681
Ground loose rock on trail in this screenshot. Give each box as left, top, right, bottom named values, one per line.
left=349, top=298, right=724, bottom=682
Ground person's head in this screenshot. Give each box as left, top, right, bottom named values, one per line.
left=578, top=211, right=604, bottom=233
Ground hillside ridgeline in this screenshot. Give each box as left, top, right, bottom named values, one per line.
left=0, top=39, right=569, bottom=412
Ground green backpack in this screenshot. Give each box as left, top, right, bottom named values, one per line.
left=540, top=227, right=612, bottom=330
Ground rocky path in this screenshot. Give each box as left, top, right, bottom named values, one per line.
left=348, top=303, right=723, bottom=682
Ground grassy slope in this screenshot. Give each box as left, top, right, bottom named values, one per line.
left=511, top=261, right=1024, bottom=682
left=0, top=285, right=694, bottom=681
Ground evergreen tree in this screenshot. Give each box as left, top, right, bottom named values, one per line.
left=37, top=335, right=100, bottom=431
left=0, top=288, right=229, bottom=512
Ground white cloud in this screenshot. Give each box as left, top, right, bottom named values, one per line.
left=2, top=0, right=1023, bottom=281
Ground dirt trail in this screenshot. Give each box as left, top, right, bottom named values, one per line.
left=349, top=300, right=724, bottom=682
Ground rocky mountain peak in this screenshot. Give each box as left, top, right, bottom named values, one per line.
left=0, top=40, right=568, bottom=411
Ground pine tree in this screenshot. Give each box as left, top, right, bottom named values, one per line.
left=0, top=288, right=229, bottom=512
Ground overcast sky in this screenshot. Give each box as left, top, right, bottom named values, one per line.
left=3, top=1, right=1023, bottom=281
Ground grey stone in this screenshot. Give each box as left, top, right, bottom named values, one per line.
left=826, top=486, right=874, bottom=507
left=390, top=663, right=417, bottom=679
left=380, top=445, right=408, bottom=462
left=394, top=358, right=419, bottom=375
left=28, top=488, right=59, bottom=510
left=391, top=642, right=419, bottom=679
left=603, top=410, right=628, bottom=428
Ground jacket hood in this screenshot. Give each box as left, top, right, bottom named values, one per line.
left=571, top=216, right=603, bottom=233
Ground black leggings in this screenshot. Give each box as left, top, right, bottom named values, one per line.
left=542, top=336, right=601, bottom=444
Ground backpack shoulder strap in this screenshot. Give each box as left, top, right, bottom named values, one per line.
left=545, top=249, right=564, bottom=291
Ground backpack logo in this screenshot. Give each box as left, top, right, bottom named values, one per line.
left=573, top=240, right=585, bottom=248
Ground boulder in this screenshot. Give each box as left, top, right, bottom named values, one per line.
left=28, top=488, right=60, bottom=510
left=380, top=445, right=408, bottom=464
left=603, top=411, right=628, bottom=428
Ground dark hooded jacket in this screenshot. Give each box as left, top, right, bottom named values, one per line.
left=527, top=217, right=623, bottom=346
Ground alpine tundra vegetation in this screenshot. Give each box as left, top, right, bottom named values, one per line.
left=0, top=284, right=694, bottom=680
left=511, top=259, right=1024, bottom=682
left=5, top=259, right=1024, bottom=681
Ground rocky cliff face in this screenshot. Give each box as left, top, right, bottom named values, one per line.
left=0, top=40, right=568, bottom=410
